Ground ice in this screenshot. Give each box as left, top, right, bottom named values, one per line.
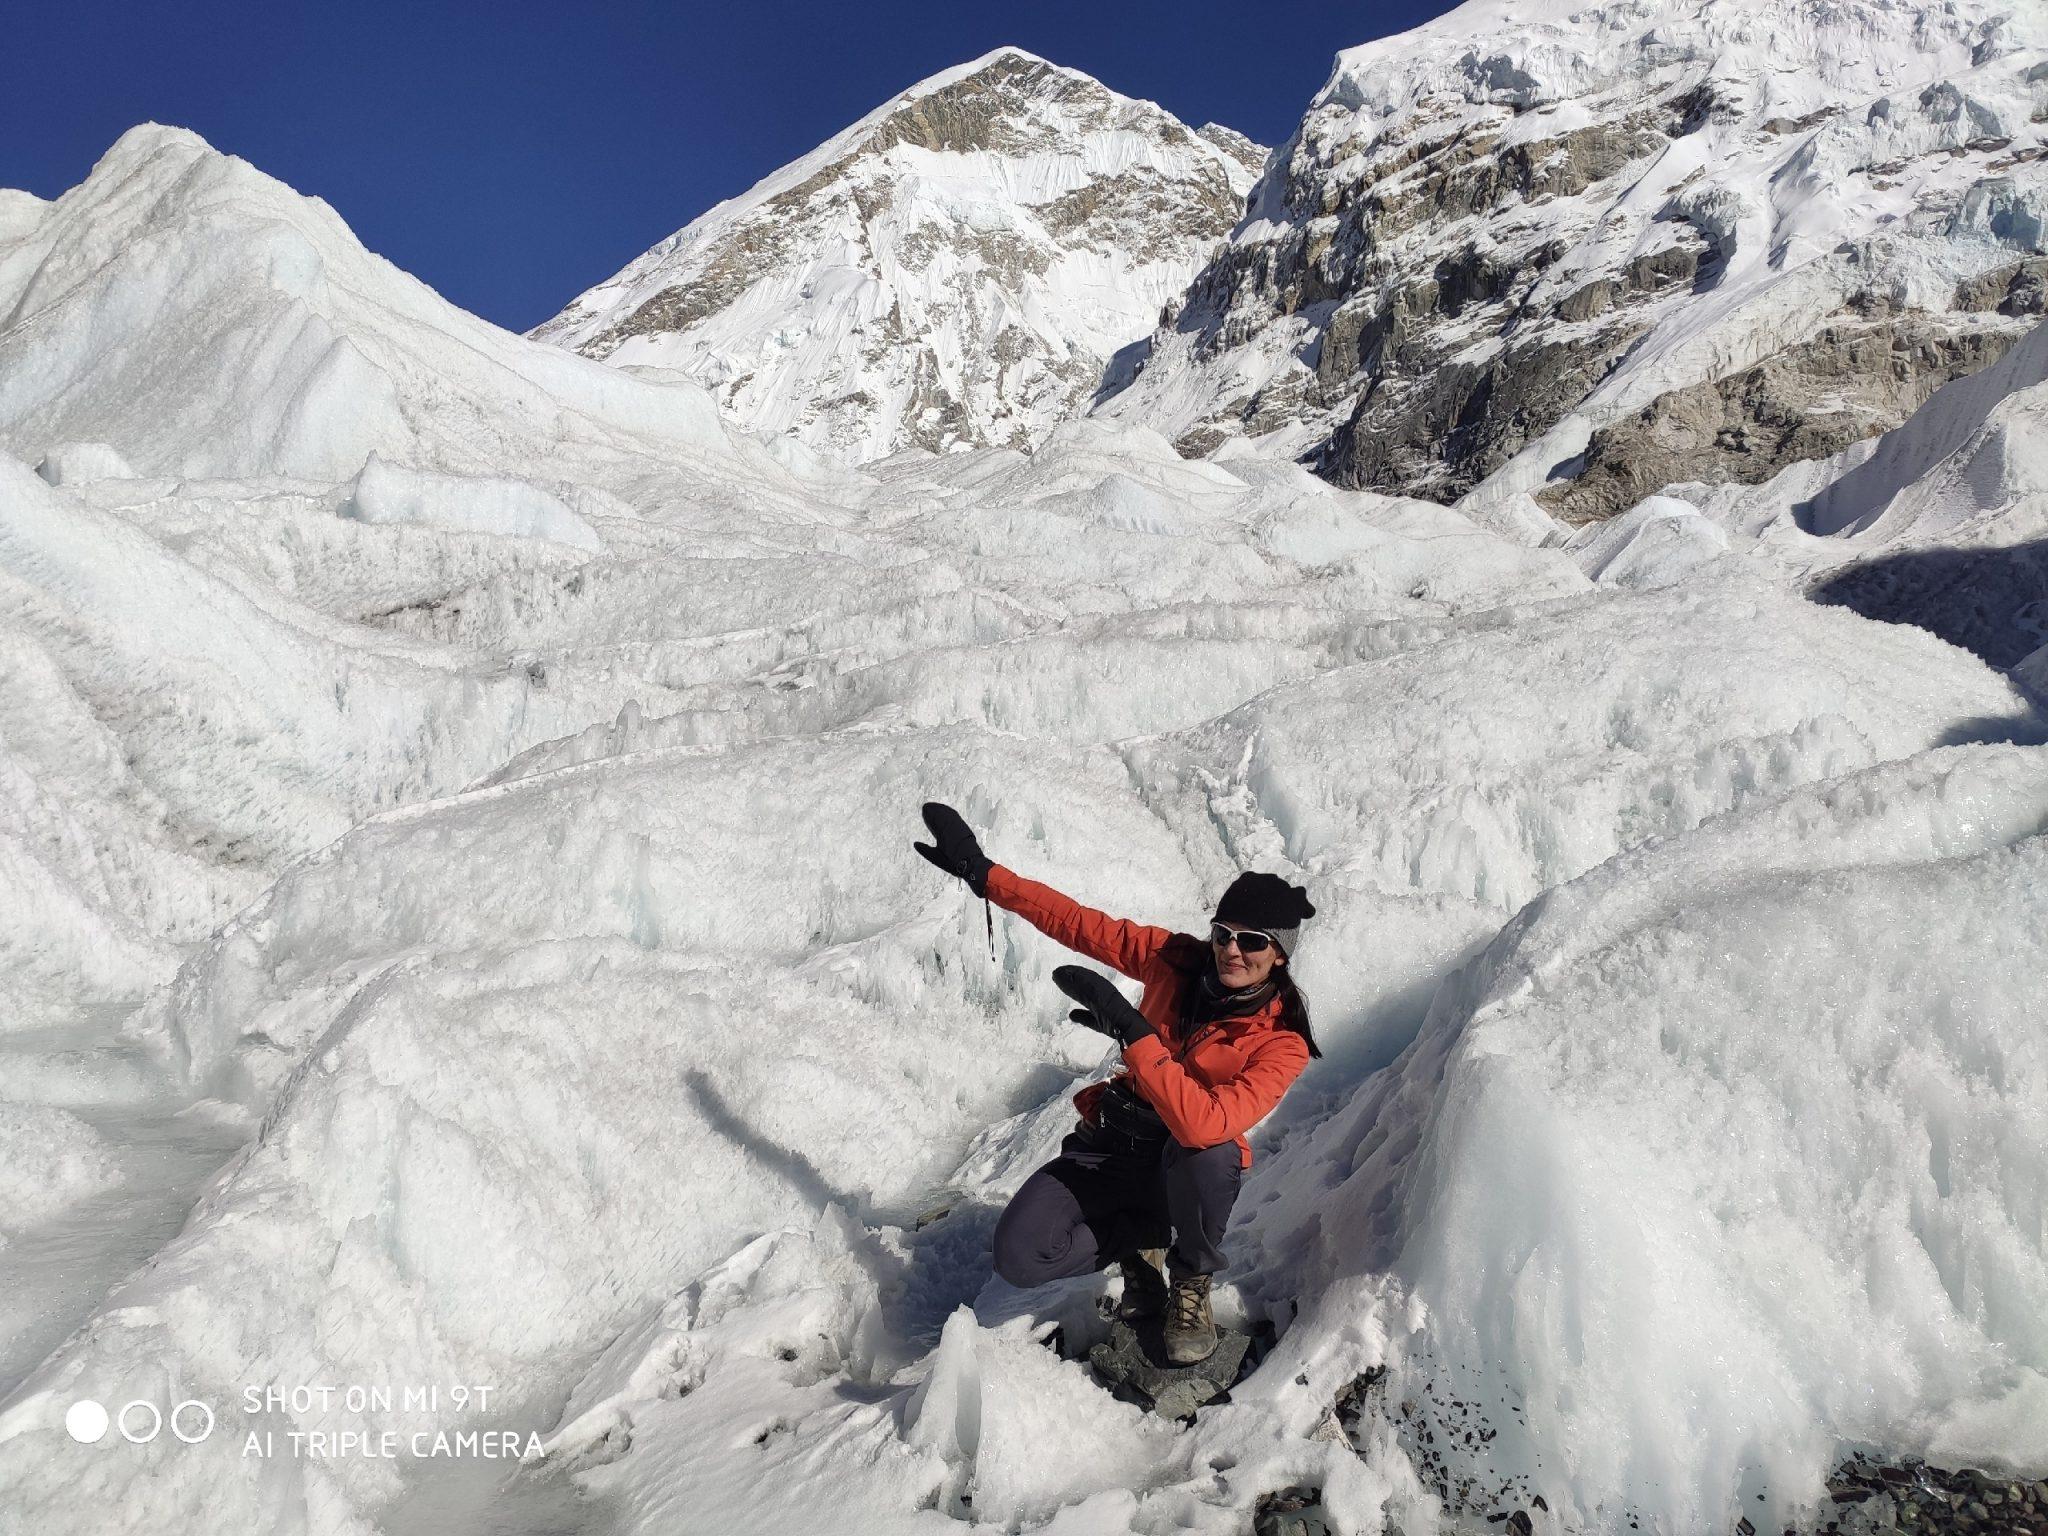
left=339, top=455, right=602, bottom=552
left=2, top=110, right=2045, bottom=1536
left=2018, top=641, right=2048, bottom=700
left=34, top=442, right=135, bottom=487
left=6, top=545, right=2033, bottom=1533
left=0, top=1104, right=121, bottom=1231
left=0, top=455, right=639, bottom=879
left=907, top=1309, right=1174, bottom=1525
left=1233, top=745, right=2048, bottom=1533
left=1948, top=176, right=2048, bottom=251
left=0, top=124, right=813, bottom=527
left=1566, top=494, right=1731, bottom=588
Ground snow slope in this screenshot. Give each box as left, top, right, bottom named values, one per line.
left=2, top=80, right=2046, bottom=1536
left=0, top=124, right=837, bottom=526
left=0, top=120, right=903, bottom=1037
left=2, top=532, right=2039, bottom=1534
left=1244, top=744, right=2048, bottom=1534
left=535, top=49, right=1263, bottom=463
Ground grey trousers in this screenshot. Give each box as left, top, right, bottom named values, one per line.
left=991, top=1127, right=1244, bottom=1286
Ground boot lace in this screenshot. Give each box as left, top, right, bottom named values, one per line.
left=1168, top=1274, right=1210, bottom=1330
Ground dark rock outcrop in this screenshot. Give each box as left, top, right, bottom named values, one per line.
left=1544, top=316, right=2027, bottom=522
left=1086, top=1319, right=1251, bottom=1419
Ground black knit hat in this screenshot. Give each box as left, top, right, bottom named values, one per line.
left=1213, top=872, right=1316, bottom=958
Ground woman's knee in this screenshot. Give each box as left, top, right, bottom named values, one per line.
left=991, top=1166, right=1095, bottom=1288
left=990, top=1200, right=1044, bottom=1287
left=1165, top=1139, right=1243, bottom=1192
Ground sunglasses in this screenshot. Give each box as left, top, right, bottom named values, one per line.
left=1209, top=922, right=1276, bottom=954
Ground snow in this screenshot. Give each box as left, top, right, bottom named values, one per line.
left=907, top=1307, right=1179, bottom=1525
left=340, top=454, right=602, bottom=553
left=1100, top=0, right=2048, bottom=492
left=1566, top=494, right=1731, bottom=587
left=1244, top=745, right=2048, bottom=1532
left=1, top=70, right=2046, bottom=1536
left=0, top=124, right=801, bottom=517
left=534, top=50, right=1264, bottom=462
left=5, top=502, right=2035, bottom=1535
left=0, top=1104, right=122, bottom=1231
left=35, top=442, right=136, bottom=487
left=1315, top=0, right=2023, bottom=128
left=2019, top=642, right=2048, bottom=702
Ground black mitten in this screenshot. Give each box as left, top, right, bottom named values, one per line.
left=1053, top=965, right=1157, bottom=1048
left=913, top=801, right=993, bottom=897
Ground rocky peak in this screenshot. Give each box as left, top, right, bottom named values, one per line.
left=1196, top=123, right=1268, bottom=180
left=533, top=50, right=1263, bottom=464
left=863, top=48, right=1130, bottom=156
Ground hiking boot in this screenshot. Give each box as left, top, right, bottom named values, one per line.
left=1113, top=1249, right=1169, bottom=1322
left=1164, top=1271, right=1217, bottom=1364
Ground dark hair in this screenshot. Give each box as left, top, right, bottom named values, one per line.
left=1272, top=965, right=1321, bottom=1060
left=1160, top=932, right=1321, bottom=1060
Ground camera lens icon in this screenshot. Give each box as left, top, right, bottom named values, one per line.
left=65, top=1400, right=110, bottom=1444
left=66, top=1397, right=214, bottom=1445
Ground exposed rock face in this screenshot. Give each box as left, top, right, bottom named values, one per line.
left=1547, top=298, right=2031, bottom=522
left=1093, top=0, right=2048, bottom=516
left=1692, top=313, right=2048, bottom=668
left=534, top=49, right=1262, bottom=463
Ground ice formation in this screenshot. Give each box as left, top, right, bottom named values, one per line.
left=1, top=18, right=2045, bottom=1536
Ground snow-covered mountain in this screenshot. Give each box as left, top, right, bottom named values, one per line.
left=1097, top=0, right=2048, bottom=525
left=2, top=29, right=2047, bottom=1536
left=0, top=124, right=845, bottom=518
left=533, top=48, right=1264, bottom=462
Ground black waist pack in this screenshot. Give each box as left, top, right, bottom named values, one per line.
left=1090, top=1079, right=1169, bottom=1148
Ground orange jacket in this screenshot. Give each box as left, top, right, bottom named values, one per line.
left=985, top=863, right=1310, bottom=1170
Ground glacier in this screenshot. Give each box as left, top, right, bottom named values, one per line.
left=0, top=20, right=2045, bottom=1536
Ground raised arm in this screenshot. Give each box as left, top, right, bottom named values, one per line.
left=985, top=864, right=1173, bottom=980
left=1120, top=1028, right=1310, bottom=1149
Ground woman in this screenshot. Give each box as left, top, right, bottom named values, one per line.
left=914, top=801, right=1318, bottom=1365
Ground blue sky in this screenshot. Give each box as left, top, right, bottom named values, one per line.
left=4, top=1, right=1450, bottom=332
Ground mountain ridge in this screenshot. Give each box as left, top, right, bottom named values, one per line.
left=532, top=48, right=1264, bottom=462
left=1092, top=0, right=2048, bottom=522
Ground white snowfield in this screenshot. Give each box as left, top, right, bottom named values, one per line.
left=0, top=81, right=2044, bottom=1536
